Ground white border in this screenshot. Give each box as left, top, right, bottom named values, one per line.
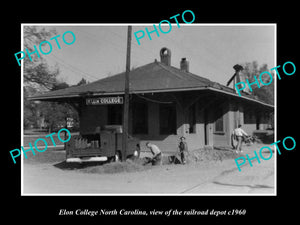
left=21, top=24, right=24, bottom=195
left=21, top=23, right=277, bottom=196
left=274, top=24, right=277, bottom=196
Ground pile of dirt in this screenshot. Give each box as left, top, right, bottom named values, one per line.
left=81, top=159, right=149, bottom=174
left=76, top=147, right=240, bottom=174
left=187, top=148, right=241, bottom=163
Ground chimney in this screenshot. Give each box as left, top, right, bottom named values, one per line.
left=160, top=47, right=171, bottom=66
left=180, top=58, right=189, bottom=72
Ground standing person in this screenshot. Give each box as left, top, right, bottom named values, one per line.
left=178, top=136, right=188, bottom=164
left=145, top=142, right=163, bottom=165
left=233, top=124, right=249, bottom=153
left=231, top=130, right=237, bottom=150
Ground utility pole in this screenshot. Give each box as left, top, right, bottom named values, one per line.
left=122, top=25, right=132, bottom=161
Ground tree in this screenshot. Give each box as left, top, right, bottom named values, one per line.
left=24, top=86, right=40, bottom=129
left=23, top=26, right=60, bottom=130
left=35, top=78, right=88, bottom=132
left=37, top=82, right=79, bottom=133
left=241, top=61, right=274, bottom=105
left=23, top=26, right=59, bottom=90
left=22, top=27, right=84, bottom=132
left=77, top=78, right=88, bottom=86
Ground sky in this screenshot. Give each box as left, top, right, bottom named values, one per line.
left=30, top=24, right=275, bottom=86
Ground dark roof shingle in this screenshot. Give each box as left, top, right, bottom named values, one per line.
left=30, top=61, right=215, bottom=99
left=29, top=60, right=273, bottom=108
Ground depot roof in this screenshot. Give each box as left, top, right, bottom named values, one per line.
left=29, top=60, right=274, bottom=108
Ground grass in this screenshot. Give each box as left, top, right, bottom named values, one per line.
left=24, top=149, right=66, bottom=164
left=23, top=133, right=73, bottom=147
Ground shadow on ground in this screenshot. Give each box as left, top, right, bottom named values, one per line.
left=53, top=161, right=105, bottom=170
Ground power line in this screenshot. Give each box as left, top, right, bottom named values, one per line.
left=133, top=93, right=173, bottom=104
left=46, top=26, right=228, bottom=86
left=52, top=55, right=98, bottom=80
left=47, top=54, right=99, bottom=82
left=73, top=27, right=128, bottom=56
left=75, top=27, right=161, bottom=73
left=156, top=28, right=229, bottom=75
left=97, top=28, right=159, bottom=64
left=72, top=27, right=154, bottom=71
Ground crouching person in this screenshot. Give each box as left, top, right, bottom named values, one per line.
left=145, top=142, right=163, bottom=166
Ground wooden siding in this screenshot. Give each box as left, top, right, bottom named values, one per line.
left=78, top=92, right=272, bottom=153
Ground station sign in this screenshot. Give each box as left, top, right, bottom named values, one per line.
left=86, top=96, right=123, bottom=105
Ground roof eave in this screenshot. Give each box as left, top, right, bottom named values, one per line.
left=206, top=87, right=274, bottom=108
left=29, top=86, right=274, bottom=108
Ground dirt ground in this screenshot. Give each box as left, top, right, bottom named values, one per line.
left=22, top=143, right=275, bottom=195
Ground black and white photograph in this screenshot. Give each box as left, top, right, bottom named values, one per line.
left=4, top=5, right=298, bottom=223
left=21, top=24, right=276, bottom=195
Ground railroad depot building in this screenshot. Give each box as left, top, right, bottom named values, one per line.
left=30, top=48, right=274, bottom=152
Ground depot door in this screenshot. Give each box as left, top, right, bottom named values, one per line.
left=204, top=109, right=213, bottom=146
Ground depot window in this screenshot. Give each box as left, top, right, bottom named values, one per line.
left=159, top=104, right=177, bottom=135
left=132, top=102, right=148, bottom=134
left=108, top=105, right=122, bottom=125
left=214, top=106, right=224, bottom=133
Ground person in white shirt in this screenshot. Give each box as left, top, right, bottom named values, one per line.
left=233, top=124, right=249, bottom=153
left=145, top=142, right=162, bottom=165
